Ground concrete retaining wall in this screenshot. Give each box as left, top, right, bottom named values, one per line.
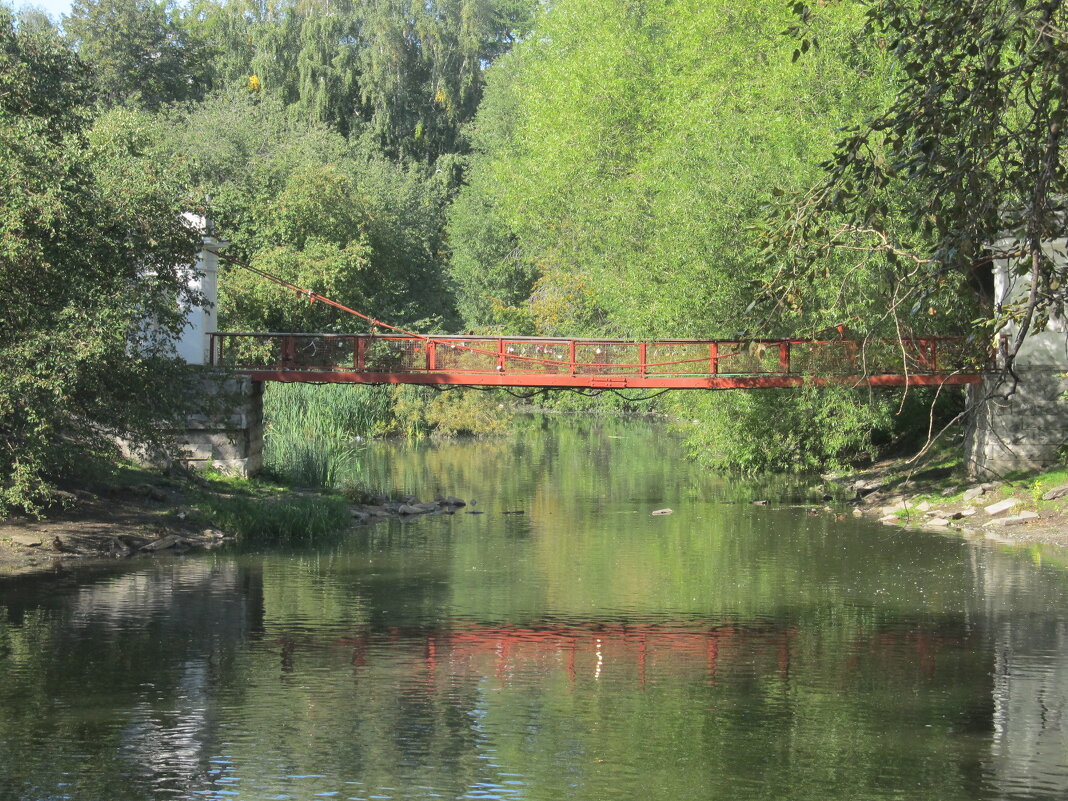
left=120, top=374, right=264, bottom=477
left=965, top=237, right=1068, bottom=477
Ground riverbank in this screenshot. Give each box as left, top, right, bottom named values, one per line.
left=5, top=445, right=1068, bottom=577
left=0, top=464, right=485, bottom=576
left=0, top=473, right=228, bottom=575
left=0, top=466, right=351, bottom=576
left=832, top=455, right=1068, bottom=549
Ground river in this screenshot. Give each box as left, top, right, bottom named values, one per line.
left=1, top=416, right=1067, bottom=800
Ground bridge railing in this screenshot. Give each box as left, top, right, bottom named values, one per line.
left=209, top=332, right=988, bottom=387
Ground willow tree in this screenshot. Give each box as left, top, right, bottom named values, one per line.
left=448, top=0, right=928, bottom=471
left=184, top=0, right=532, bottom=159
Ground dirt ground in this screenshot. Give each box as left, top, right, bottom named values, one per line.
left=0, top=482, right=230, bottom=576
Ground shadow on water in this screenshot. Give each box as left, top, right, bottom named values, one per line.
left=1, top=416, right=1067, bottom=800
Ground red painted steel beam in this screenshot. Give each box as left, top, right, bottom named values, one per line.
left=236, top=369, right=982, bottom=389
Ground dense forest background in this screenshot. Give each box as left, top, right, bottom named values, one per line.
left=8, top=0, right=1064, bottom=510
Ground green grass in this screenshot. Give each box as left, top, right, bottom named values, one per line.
left=199, top=492, right=351, bottom=542
left=195, top=468, right=289, bottom=496
left=192, top=467, right=352, bottom=542
left=1029, top=467, right=1068, bottom=504
left=893, top=461, right=1068, bottom=519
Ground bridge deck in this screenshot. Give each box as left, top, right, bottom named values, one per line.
left=210, top=332, right=985, bottom=389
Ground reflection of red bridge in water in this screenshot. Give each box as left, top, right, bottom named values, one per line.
left=322, top=623, right=961, bottom=684
left=212, top=332, right=987, bottom=390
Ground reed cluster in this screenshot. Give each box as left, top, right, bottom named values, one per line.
left=262, top=383, right=392, bottom=488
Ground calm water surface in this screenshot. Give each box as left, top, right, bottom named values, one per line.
left=1, top=416, right=1067, bottom=800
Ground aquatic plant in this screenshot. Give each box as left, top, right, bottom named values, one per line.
left=263, top=383, right=391, bottom=487
left=201, top=492, right=350, bottom=542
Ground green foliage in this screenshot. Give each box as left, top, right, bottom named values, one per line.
left=261, top=381, right=505, bottom=489
left=183, top=0, right=532, bottom=157
left=670, top=386, right=891, bottom=474
left=768, top=0, right=1068, bottom=364
left=64, top=0, right=214, bottom=109
left=200, top=491, right=351, bottom=541
left=262, top=383, right=392, bottom=487
left=452, top=0, right=895, bottom=339
left=140, top=93, right=459, bottom=333
left=1030, top=467, right=1068, bottom=504
left=0, top=11, right=201, bottom=514
left=352, top=0, right=532, bottom=161
left=447, top=0, right=921, bottom=470
left=673, top=382, right=966, bottom=474
left=389, top=386, right=510, bottom=438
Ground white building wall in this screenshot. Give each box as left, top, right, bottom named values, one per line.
left=175, top=213, right=227, bottom=365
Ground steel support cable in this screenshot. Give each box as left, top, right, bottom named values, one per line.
left=209, top=249, right=763, bottom=371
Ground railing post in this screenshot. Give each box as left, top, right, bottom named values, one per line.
left=843, top=337, right=858, bottom=372
left=427, top=340, right=436, bottom=372
left=355, top=336, right=366, bottom=371
left=282, top=335, right=295, bottom=368
left=779, top=342, right=790, bottom=374
left=710, top=343, right=719, bottom=376
left=498, top=339, right=506, bottom=372
left=569, top=340, right=577, bottom=376
left=928, top=339, right=938, bottom=372
left=639, top=343, right=647, bottom=378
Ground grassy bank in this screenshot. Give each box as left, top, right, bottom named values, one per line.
left=196, top=481, right=351, bottom=543
left=157, top=467, right=355, bottom=544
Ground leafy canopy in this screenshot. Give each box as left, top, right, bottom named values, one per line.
left=447, top=0, right=930, bottom=471
left=0, top=9, right=201, bottom=513
left=64, top=0, right=214, bottom=108
left=139, top=93, right=459, bottom=334
left=765, top=0, right=1068, bottom=366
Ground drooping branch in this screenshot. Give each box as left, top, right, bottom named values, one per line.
left=760, top=0, right=1068, bottom=367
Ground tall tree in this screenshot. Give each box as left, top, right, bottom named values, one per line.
left=0, top=9, right=201, bottom=513
left=447, top=0, right=964, bottom=471
left=186, top=0, right=532, bottom=158
left=766, top=0, right=1068, bottom=373
left=356, top=0, right=532, bottom=160
left=142, top=93, right=459, bottom=333
left=64, top=0, right=214, bottom=108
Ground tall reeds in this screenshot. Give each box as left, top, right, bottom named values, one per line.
left=263, top=383, right=392, bottom=488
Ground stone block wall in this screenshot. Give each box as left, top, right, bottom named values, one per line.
left=120, top=373, right=264, bottom=477
left=175, top=374, right=264, bottom=476
left=966, top=368, right=1068, bottom=477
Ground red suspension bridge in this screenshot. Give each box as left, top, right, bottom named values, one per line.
left=210, top=331, right=986, bottom=390
left=208, top=252, right=988, bottom=390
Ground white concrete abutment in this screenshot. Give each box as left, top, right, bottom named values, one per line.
left=167, top=218, right=264, bottom=476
